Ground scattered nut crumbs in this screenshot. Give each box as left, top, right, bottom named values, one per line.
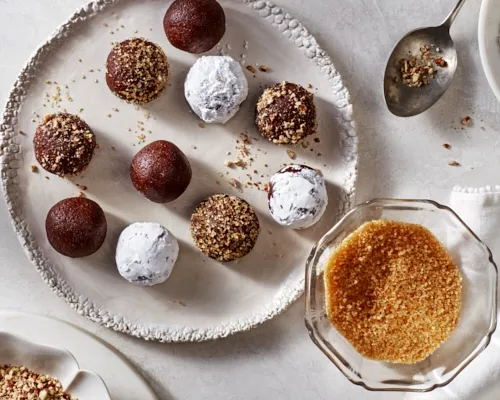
left=30, top=165, right=38, bottom=173
left=397, top=44, right=447, bottom=88
left=258, top=65, right=270, bottom=72
left=434, top=57, right=447, bottom=67
left=246, top=65, right=257, bottom=73
left=287, top=150, right=296, bottom=159
left=198, top=122, right=205, bottom=128
left=460, top=116, right=471, bottom=126
left=76, top=191, right=86, bottom=198
left=443, top=143, right=451, bottom=149
left=224, top=160, right=235, bottom=168
left=234, top=159, right=247, bottom=168
left=449, top=161, right=460, bottom=166
left=1, top=365, right=77, bottom=400
left=324, top=220, right=462, bottom=364
left=230, top=178, right=241, bottom=189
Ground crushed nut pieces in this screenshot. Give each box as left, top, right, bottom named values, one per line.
left=0, top=365, right=77, bottom=400
left=245, top=65, right=257, bottom=74
left=397, top=45, right=447, bottom=88
left=460, top=116, right=471, bottom=126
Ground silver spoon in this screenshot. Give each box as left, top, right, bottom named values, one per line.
left=383, top=0, right=466, bottom=117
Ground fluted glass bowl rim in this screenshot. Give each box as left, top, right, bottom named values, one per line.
left=304, top=198, right=498, bottom=392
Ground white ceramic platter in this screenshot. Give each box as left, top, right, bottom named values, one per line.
left=479, top=0, right=500, bottom=102
left=0, top=311, right=157, bottom=399
left=0, top=0, right=357, bottom=342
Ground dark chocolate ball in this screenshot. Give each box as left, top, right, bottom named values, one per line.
left=190, top=194, right=260, bottom=262
left=34, top=113, right=96, bottom=177
left=106, top=38, right=169, bottom=104
left=164, top=0, right=226, bottom=54
left=255, top=81, right=317, bottom=144
left=131, top=140, right=192, bottom=203
left=46, top=197, right=107, bottom=258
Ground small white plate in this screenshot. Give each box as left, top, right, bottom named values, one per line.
left=0, top=0, right=357, bottom=342
left=0, top=331, right=111, bottom=400
left=0, top=311, right=157, bottom=399
left=479, top=0, right=500, bottom=101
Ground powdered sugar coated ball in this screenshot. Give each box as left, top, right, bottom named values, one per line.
left=268, top=165, right=328, bottom=229
left=116, top=222, right=179, bottom=286
left=184, top=56, right=248, bottom=124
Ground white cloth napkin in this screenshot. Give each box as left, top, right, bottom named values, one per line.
left=405, top=185, right=500, bottom=400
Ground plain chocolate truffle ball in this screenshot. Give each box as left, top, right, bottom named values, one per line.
left=34, top=113, right=96, bottom=177
left=255, top=81, right=317, bottom=144
left=131, top=140, right=192, bottom=203
left=164, top=0, right=226, bottom=54
left=46, top=197, right=107, bottom=258
left=190, top=194, right=260, bottom=262
left=106, top=38, right=169, bottom=104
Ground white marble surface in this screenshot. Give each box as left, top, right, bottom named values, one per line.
left=0, top=0, right=497, bottom=399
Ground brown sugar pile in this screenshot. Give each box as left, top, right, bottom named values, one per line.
left=324, top=220, right=462, bottom=364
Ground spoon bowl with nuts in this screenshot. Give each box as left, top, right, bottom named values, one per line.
left=384, top=0, right=466, bottom=117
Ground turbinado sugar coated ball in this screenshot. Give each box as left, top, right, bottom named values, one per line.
left=34, top=113, right=96, bottom=177
left=256, top=81, right=317, bottom=144
left=116, top=222, right=179, bottom=286
left=131, top=140, right=192, bottom=203
left=191, top=194, right=260, bottom=262
left=268, top=165, right=328, bottom=229
left=164, top=0, right=226, bottom=54
left=106, top=38, right=169, bottom=104
left=46, top=197, right=107, bottom=258
left=185, top=56, right=248, bottom=124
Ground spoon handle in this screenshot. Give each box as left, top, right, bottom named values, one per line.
left=442, top=0, right=466, bottom=29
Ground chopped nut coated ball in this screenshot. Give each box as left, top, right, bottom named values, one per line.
left=256, top=81, right=316, bottom=145
left=190, top=194, right=260, bottom=262
left=34, top=113, right=96, bottom=177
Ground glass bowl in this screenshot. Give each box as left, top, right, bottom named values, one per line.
left=305, top=198, right=498, bottom=392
